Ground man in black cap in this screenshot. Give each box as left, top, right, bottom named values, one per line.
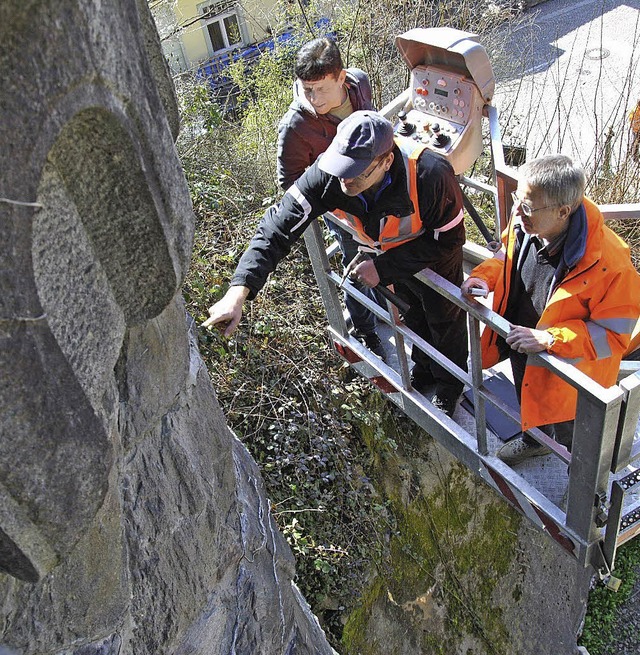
left=204, top=110, right=467, bottom=416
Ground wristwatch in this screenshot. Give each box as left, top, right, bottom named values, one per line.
left=546, top=333, right=555, bottom=353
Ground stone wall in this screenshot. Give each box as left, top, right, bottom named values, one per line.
left=0, top=1, right=334, bottom=653
left=341, top=425, right=592, bottom=655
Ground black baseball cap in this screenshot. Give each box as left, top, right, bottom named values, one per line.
left=318, top=110, right=395, bottom=178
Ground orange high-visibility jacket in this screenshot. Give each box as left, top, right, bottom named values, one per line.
left=630, top=102, right=640, bottom=133
left=470, top=198, right=640, bottom=429
left=327, top=139, right=462, bottom=253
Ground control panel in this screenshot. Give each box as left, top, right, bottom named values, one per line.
left=395, top=64, right=485, bottom=173
left=395, top=109, right=458, bottom=154
left=411, top=65, right=477, bottom=126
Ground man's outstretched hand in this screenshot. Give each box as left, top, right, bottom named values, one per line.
left=202, top=285, right=250, bottom=337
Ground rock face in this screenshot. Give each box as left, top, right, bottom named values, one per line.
left=0, top=1, right=335, bottom=653
left=341, top=424, right=592, bottom=655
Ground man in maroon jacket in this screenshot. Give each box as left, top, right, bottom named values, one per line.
left=276, top=37, right=384, bottom=358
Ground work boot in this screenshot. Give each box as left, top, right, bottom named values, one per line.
left=410, top=365, right=435, bottom=393
left=496, top=436, right=552, bottom=466
left=430, top=391, right=459, bottom=418
left=357, top=332, right=387, bottom=362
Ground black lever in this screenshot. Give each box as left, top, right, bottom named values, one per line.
left=397, top=110, right=416, bottom=136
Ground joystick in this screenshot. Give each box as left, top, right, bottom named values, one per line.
left=397, top=110, right=416, bottom=136
left=431, top=123, right=450, bottom=148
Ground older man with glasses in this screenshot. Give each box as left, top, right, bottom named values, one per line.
left=205, top=110, right=468, bottom=417
left=462, top=154, right=640, bottom=464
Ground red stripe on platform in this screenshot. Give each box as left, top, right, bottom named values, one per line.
left=487, top=467, right=524, bottom=514
left=487, top=466, right=576, bottom=557
left=334, top=341, right=362, bottom=364
left=370, top=376, right=398, bottom=394
left=531, top=505, right=576, bottom=555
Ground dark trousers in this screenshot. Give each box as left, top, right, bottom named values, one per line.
left=394, top=243, right=468, bottom=397
left=510, top=351, right=574, bottom=451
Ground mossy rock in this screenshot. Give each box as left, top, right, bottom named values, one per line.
left=343, top=441, right=521, bottom=655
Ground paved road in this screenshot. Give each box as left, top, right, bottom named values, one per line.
left=494, top=0, right=640, bottom=169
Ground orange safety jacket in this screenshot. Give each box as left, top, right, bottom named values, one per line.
left=470, top=198, right=640, bottom=430
left=630, top=102, right=640, bottom=133
left=327, top=139, right=463, bottom=253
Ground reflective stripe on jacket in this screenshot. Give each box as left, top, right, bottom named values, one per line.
left=327, top=139, right=462, bottom=253
left=471, top=198, right=640, bottom=429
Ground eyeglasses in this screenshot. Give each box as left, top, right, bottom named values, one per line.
left=511, top=191, right=556, bottom=217
left=347, top=157, right=385, bottom=182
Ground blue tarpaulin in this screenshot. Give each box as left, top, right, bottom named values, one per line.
left=197, top=19, right=333, bottom=91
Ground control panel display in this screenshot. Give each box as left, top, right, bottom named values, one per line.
left=410, top=65, right=477, bottom=127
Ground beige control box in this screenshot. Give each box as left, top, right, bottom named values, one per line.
left=394, top=27, right=495, bottom=174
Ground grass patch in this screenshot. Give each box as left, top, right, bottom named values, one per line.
left=579, top=538, right=640, bottom=654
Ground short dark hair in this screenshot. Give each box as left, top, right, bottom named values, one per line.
left=294, top=37, right=343, bottom=81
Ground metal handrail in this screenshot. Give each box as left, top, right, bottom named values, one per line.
left=303, top=96, right=640, bottom=573
left=305, top=215, right=640, bottom=571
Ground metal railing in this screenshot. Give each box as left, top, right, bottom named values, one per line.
left=303, top=101, right=640, bottom=575
left=304, top=219, right=640, bottom=573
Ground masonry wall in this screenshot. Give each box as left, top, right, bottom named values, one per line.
left=0, top=2, right=334, bottom=653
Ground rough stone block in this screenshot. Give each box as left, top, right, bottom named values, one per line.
left=0, top=3, right=336, bottom=653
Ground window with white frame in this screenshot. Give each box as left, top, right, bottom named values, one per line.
left=198, top=0, right=244, bottom=54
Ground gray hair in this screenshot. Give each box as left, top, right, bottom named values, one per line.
left=518, top=154, right=585, bottom=211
